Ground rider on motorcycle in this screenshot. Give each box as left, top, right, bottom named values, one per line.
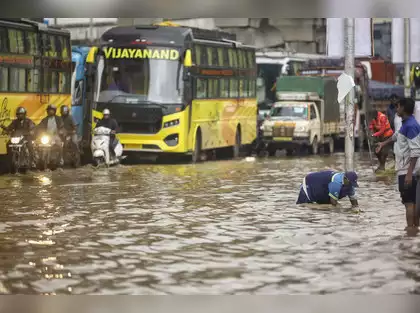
left=95, top=109, right=120, bottom=157
left=1, top=107, right=36, bottom=167
left=60, top=105, right=79, bottom=153
left=36, top=104, right=65, bottom=165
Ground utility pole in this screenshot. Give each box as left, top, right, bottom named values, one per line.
left=404, top=18, right=411, bottom=98
left=89, top=18, right=94, bottom=45
left=344, top=18, right=355, bottom=172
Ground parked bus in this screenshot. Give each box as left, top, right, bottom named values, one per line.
left=85, top=23, right=257, bottom=162
left=0, top=19, right=71, bottom=160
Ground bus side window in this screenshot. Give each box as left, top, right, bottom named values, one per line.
left=238, top=50, right=244, bottom=68
left=0, top=68, right=8, bottom=91
left=228, top=48, right=234, bottom=68
left=43, top=70, right=50, bottom=93
left=49, top=35, right=57, bottom=57
left=26, top=68, right=40, bottom=92
left=208, top=79, right=219, bottom=98
left=0, top=27, right=8, bottom=52
left=61, top=36, right=70, bottom=59
left=230, top=79, right=238, bottom=98
left=195, top=77, right=207, bottom=99
left=206, top=46, right=213, bottom=66
left=249, top=79, right=256, bottom=97
left=194, top=45, right=202, bottom=66
left=239, top=79, right=244, bottom=97
left=55, top=35, right=62, bottom=58
left=247, top=51, right=255, bottom=69
left=58, top=72, right=69, bottom=93
left=26, top=31, right=39, bottom=55
left=217, top=48, right=224, bottom=67
left=232, top=49, right=238, bottom=68
left=16, top=30, right=25, bottom=53
left=50, top=71, right=58, bottom=93
left=9, top=68, right=26, bottom=92
left=8, top=29, right=17, bottom=53
left=242, top=50, right=248, bottom=69
left=223, top=47, right=229, bottom=67
left=220, top=79, right=229, bottom=98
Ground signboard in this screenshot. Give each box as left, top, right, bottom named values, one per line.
left=392, top=18, right=420, bottom=63
left=326, top=18, right=372, bottom=58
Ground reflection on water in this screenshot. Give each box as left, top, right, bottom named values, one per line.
left=0, top=152, right=419, bottom=294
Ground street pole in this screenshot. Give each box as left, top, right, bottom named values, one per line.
left=404, top=18, right=411, bottom=98
left=89, top=18, right=94, bottom=45
left=344, top=18, right=355, bottom=172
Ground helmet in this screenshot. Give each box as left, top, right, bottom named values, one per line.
left=103, top=109, right=110, bottom=115
left=16, top=107, right=26, bottom=116
left=60, top=105, right=70, bottom=115
left=47, top=104, right=57, bottom=112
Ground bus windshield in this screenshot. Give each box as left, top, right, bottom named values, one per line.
left=96, top=48, right=184, bottom=105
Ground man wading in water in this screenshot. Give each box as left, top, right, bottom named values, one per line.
left=377, top=98, right=420, bottom=230
left=369, top=106, right=394, bottom=172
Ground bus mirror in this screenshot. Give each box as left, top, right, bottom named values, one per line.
left=87, top=47, right=98, bottom=64
left=183, top=49, right=192, bottom=67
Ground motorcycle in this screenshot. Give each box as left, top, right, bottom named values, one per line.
left=63, top=134, right=80, bottom=168
left=8, top=135, right=32, bottom=173
left=35, top=133, right=63, bottom=170
left=91, top=127, right=123, bottom=167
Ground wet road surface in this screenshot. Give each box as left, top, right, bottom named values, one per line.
left=1, top=152, right=420, bottom=294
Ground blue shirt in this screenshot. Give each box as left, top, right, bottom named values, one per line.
left=392, top=115, right=420, bottom=175
left=301, top=170, right=356, bottom=204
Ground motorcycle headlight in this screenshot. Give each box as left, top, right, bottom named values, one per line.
left=163, top=119, right=180, bottom=128
left=10, top=137, right=22, bottom=144
left=40, top=135, right=50, bottom=145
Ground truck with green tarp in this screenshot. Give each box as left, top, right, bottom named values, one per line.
left=260, top=76, right=341, bottom=156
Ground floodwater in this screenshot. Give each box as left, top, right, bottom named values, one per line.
left=0, top=153, right=419, bottom=295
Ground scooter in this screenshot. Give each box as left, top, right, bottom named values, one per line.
left=91, top=127, right=123, bottom=167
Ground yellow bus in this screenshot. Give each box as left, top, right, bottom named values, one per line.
left=0, top=19, right=72, bottom=159
left=86, top=23, right=257, bottom=162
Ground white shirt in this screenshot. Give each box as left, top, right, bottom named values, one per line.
left=415, top=101, right=420, bottom=124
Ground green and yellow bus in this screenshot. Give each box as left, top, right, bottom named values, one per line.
left=86, top=22, right=257, bottom=162
left=0, top=18, right=71, bottom=158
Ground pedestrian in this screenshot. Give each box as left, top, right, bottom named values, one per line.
left=376, top=98, right=420, bottom=230
left=369, top=106, right=394, bottom=172
left=296, top=170, right=359, bottom=208
left=387, top=95, right=399, bottom=132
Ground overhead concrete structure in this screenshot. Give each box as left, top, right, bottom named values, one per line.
left=45, top=18, right=326, bottom=53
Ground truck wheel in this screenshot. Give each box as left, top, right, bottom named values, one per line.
left=311, top=137, right=319, bottom=155
left=233, top=128, right=241, bottom=159
left=286, top=149, right=294, bottom=156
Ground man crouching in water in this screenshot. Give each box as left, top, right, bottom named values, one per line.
left=296, top=170, right=359, bottom=208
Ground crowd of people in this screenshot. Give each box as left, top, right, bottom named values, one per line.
left=0, top=105, right=119, bottom=168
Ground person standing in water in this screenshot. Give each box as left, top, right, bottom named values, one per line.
left=376, top=98, right=420, bottom=230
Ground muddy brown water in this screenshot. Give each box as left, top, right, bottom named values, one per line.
left=0, top=152, right=419, bottom=294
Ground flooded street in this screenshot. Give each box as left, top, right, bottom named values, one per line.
left=1, top=152, right=420, bottom=294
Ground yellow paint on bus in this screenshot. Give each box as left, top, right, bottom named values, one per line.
left=108, top=97, right=257, bottom=153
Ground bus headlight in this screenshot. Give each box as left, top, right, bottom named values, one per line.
left=41, top=135, right=50, bottom=145
left=163, top=119, right=180, bottom=128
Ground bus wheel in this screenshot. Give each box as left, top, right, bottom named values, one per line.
left=192, top=130, right=202, bottom=163
left=233, top=128, right=241, bottom=159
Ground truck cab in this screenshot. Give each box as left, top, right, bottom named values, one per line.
left=261, top=92, right=326, bottom=155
